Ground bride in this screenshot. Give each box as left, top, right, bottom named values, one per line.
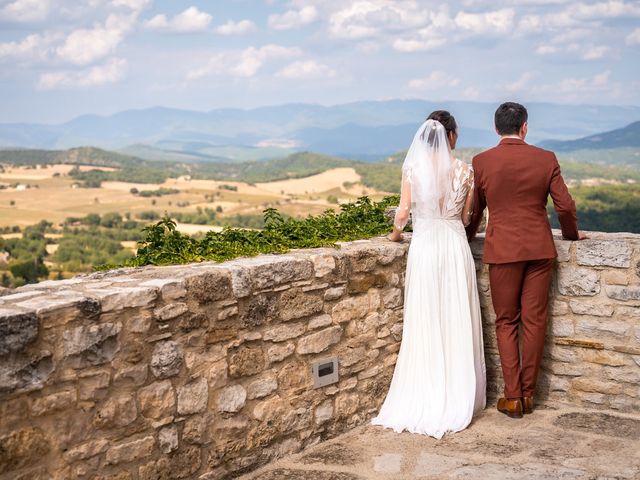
left=371, top=111, right=486, bottom=439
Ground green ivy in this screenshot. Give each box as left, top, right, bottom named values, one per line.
left=96, top=195, right=400, bottom=270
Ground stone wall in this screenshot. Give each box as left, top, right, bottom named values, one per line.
left=0, top=232, right=638, bottom=479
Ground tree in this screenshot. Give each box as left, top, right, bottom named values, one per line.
left=9, top=258, right=49, bottom=285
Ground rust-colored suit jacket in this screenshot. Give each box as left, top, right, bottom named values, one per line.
left=465, top=137, right=579, bottom=264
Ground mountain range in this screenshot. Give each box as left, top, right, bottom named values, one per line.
left=1, top=100, right=639, bottom=161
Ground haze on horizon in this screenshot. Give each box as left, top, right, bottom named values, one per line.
left=1, top=0, right=639, bottom=124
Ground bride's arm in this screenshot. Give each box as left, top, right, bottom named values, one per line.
left=461, top=167, right=474, bottom=227
left=389, top=169, right=411, bottom=241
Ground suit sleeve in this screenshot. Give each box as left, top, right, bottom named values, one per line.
left=549, top=153, right=579, bottom=240
left=465, top=157, right=486, bottom=242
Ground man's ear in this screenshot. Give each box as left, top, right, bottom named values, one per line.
left=520, top=122, right=528, bottom=139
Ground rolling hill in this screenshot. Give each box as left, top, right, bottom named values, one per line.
left=541, top=121, right=640, bottom=151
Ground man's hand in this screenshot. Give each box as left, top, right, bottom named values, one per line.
left=387, top=230, right=403, bottom=242
left=578, top=231, right=589, bottom=241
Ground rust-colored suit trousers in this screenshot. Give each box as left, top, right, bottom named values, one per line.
left=489, top=258, right=554, bottom=399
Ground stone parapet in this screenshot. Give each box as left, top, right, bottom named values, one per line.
left=0, top=230, right=638, bottom=479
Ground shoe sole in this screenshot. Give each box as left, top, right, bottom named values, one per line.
left=498, top=409, right=523, bottom=419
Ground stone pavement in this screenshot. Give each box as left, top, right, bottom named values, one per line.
left=240, top=402, right=640, bottom=480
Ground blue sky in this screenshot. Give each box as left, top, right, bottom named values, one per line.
left=1, top=0, right=639, bottom=123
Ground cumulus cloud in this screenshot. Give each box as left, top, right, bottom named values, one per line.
left=215, top=19, right=256, bottom=35
left=0, top=32, right=59, bottom=61
left=0, top=0, right=50, bottom=23
left=408, top=71, right=460, bottom=90
left=626, top=28, right=640, bottom=45
left=268, top=6, right=318, bottom=30
left=56, top=13, right=134, bottom=65
left=187, top=45, right=302, bottom=80
left=582, top=45, right=610, bottom=60
left=145, top=6, right=212, bottom=33
left=328, top=1, right=427, bottom=39
left=454, top=8, right=515, bottom=34
left=38, top=57, right=126, bottom=90
left=277, top=60, right=336, bottom=79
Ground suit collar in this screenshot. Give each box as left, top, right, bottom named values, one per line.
left=499, top=137, right=527, bottom=146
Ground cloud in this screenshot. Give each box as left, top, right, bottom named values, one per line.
left=145, top=6, right=212, bottom=33
left=278, top=60, right=336, bottom=79
left=0, top=0, right=50, bottom=23
left=626, top=28, right=640, bottom=45
left=268, top=5, right=318, bottom=30
left=454, top=8, right=515, bottom=34
left=393, top=37, right=446, bottom=52
left=0, top=32, right=59, bottom=61
left=572, top=0, right=640, bottom=19
left=56, top=13, right=134, bottom=65
left=187, top=44, right=302, bottom=80
left=505, top=72, right=534, bottom=92
left=215, top=19, right=256, bottom=35
left=582, top=45, right=610, bottom=60
left=38, top=57, right=126, bottom=90
left=408, top=71, right=460, bottom=90
left=328, top=1, right=428, bottom=39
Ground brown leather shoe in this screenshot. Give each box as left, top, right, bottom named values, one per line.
left=497, top=397, right=523, bottom=418
left=523, top=396, right=534, bottom=414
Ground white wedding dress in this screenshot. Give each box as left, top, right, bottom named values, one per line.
left=371, top=120, right=486, bottom=439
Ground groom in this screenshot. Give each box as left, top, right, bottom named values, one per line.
left=466, top=102, right=586, bottom=418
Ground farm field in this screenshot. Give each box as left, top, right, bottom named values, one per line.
left=0, top=165, right=388, bottom=229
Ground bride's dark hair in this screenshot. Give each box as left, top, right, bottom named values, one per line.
left=426, top=110, right=457, bottom=137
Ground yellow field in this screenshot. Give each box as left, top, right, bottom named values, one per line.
left=0, top=166, right=383, bottom=228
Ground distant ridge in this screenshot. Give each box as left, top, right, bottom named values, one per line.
left=2, top=100, right=640, bottom=160
left=540, top=121, right=640, bottom=151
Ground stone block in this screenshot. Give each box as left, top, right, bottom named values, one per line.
left=605, top=270, right=629, bottom=286
left=606, top=285, right=640, bottom=302
left=154, top=303, right=189, bottom=321
left=279, top=288, right=323, bottom=321
left=63, top=439, right=109, bottom=462
left=246, top=372, right=278, bottom=400
left=0, top=310, right=38, bottom=356
left=78, top=370, right=111, bottom=401
left=31, top=390, right=77, bottom=417
left=183, top=414, right=210, bottom=444
left=158, top=425, right=178, bottom=453
left=554, top=239, right=572, bottom=262
left=138, top=380, right=176, bottom=419
left=0, top=427, right=50, bottom=473
left=63, top=322, right=121, bottom=367
left=331, top=296, right=369, bottom=323
left=0, top=351, right=53, bottom=393
left=314, top=399, right=333, bottom=425
left=229, top=345, right=265, bottom=378
left=263, top=322, right=306, bottom=342
left=267, top=342, right=295, bottom=364
left=185, top=270, right=232, bottom=304
left=557, top=266, right=600, bottom=296
left=105, top=435, right=155, bottom=465
left=575, top=317, right=629, bottom=338
left=324, top=286, right=346, bottom=301
left=94, top=394, right=137, bottom=428
left=177, top=377, right=208, bottom=415
left=569, top=300, right=614, bottom=317
left=88, top=286, right=157, bottom=312
left=312, top=254, right=336, bottom=277
left=296, top=326, right=342, bottom=354
left=576, top=240, right=631, bottom=267
left=571, top=377, right=622, bottom=395
left=217, top=384, right=247, bottom=413
left=150, top=340, right=184, bottom=379
left=308, top=314, right=332, bottom=330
